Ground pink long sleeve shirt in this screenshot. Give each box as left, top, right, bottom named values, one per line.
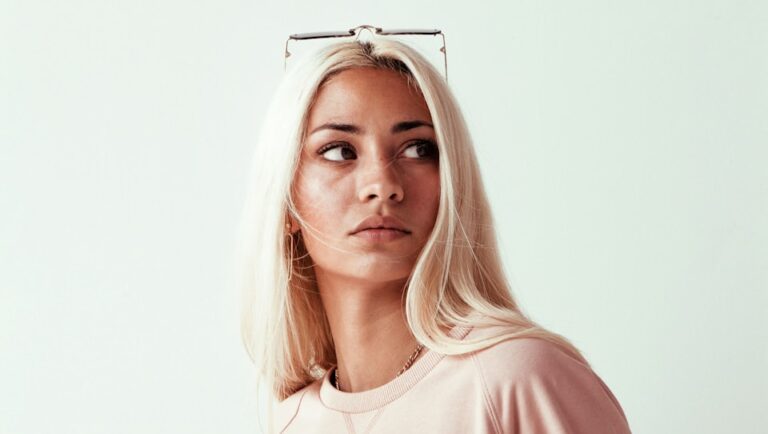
left=275, top=324, right=632, bottom=433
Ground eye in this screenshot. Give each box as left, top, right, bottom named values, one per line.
left=402, top=140, right=439, bottom=159
left=318, top=143, right=357, bottom=161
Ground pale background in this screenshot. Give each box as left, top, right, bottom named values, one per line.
left=2, top=1, right=766, bottom=433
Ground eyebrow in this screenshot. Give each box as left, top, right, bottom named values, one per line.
left=309, top=120, right=434, bottom=135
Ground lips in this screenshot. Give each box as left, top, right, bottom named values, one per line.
left=350, top=215, right=411, bottom=235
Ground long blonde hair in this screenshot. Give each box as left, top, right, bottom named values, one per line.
left=235, top=37, right=588, bottom=431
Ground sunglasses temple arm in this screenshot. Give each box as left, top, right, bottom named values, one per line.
left=284, top=38, right=291, bottom=71
left=439, top=33, right=448, bottom=82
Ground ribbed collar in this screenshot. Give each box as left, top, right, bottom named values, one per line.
left=318, top=324, right=474, bottom=413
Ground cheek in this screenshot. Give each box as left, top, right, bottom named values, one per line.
left=409, top=169, right=441, bottom=204
left=405, top=169, right=441, bottom=229
left=425, top=180, right=441, bottom=223
left=293, top=167, right=349, bottom=230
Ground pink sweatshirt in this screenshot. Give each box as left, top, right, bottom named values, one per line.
left=275, top=324, right=632, bottom=433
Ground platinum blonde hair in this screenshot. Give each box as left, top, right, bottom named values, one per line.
left=235, top=38, right=589, bottom=432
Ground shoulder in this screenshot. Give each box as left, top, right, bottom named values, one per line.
left=469, top=330, right=589, bottom=384
left=274, top=380, right=321, bottom=433
left=466, top=326, right=632, bottom=433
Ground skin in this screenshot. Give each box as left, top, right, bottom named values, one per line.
left=290, top=67, right=440, bottom=392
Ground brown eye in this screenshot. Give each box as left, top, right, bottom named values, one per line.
left=402, top=140, right=438, bottom=159
left=318, top=143, right=357, bottom=161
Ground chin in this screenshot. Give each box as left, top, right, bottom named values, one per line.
left=343, top=261, right=415, bottom=284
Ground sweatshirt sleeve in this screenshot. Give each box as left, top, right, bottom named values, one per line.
left=473, top=337, right=632, bottom=434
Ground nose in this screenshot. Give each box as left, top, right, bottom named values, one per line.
left=357, top=156, right=404, bottom=203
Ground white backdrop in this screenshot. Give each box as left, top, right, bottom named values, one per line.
left=2, top=1, right=766, bottom=433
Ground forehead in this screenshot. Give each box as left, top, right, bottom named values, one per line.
left=307, top=67, right=432, bottom=126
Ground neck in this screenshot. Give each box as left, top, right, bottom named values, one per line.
left=316, top=269, right=423, bottom=393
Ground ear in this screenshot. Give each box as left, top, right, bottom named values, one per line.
left=287, top=213, right=299, bottom=233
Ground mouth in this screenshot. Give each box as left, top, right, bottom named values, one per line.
left=352, top=226, right=411, bottom=234
left=352, top=228, right=410, bottom=242
left=350, top=214, right=411, bottom=237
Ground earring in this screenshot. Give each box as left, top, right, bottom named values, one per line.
left=285, top=221, right=292, bottom=234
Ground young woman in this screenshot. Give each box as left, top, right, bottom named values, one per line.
left=236, top=36, right=632, bottom=434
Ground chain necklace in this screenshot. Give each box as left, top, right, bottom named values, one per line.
left=333, top=343, right=424, bottom=391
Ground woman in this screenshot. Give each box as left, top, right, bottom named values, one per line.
left=236, top=36, right=632, bottom=434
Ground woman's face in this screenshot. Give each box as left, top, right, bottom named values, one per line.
left=292, top=67, right=440, bottom=285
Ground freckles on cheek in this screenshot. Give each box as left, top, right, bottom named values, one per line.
left=295, top=165, right=349, bottom=212
left=302, top=167, right=339, bottom=195
left=405, top=170, right=441, bottom=198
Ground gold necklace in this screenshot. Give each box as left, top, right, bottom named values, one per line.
left=333, top=343, right=424, bottom=391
